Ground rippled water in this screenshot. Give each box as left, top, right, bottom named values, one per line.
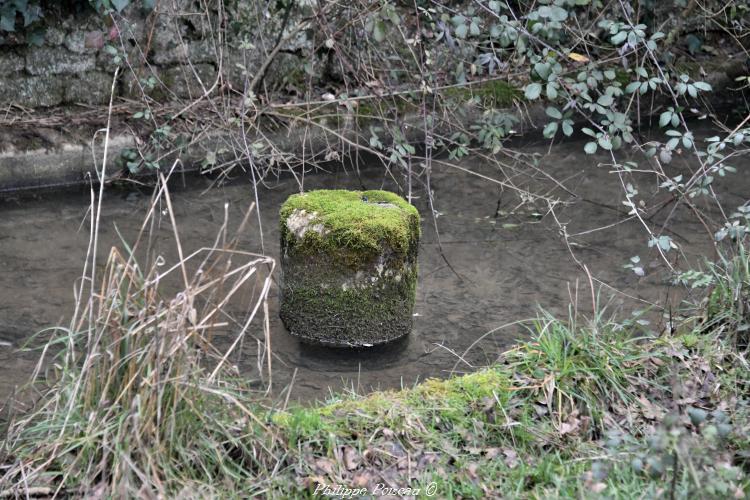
left=1, top=132, right=747, bottom=404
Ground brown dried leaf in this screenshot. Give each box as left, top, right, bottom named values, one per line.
left=352, top=472, right=372, bottom=488
left=467, top=462, right=479, bottom=480
left=314, top=458, right=335, bottom=476
left=343, top=446, right=361, bottom=471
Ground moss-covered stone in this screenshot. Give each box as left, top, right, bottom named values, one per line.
left=441, top=80, right=522, bottom=107
left=279, top=190, right=420, bottom=347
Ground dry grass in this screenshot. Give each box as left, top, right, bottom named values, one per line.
left=0, top=172, right=279, bottom=497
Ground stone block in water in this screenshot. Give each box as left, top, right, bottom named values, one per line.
left=279, top=189, right=420, bottom=347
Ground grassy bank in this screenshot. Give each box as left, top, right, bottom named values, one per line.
left=2, top=240, right=750, bottom=498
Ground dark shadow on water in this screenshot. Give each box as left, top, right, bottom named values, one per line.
left=289, top=332, right=412, bottom=373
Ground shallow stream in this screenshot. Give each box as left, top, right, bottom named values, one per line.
left=1, top=132, right=747, bottom=404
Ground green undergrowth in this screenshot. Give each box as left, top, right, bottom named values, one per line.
left=280, top=189, right=420, bottom=261
left=4, top=245, right=750, bottom=498
left=440, top=80, right=522, bottom=107
left=269, top=306, right=750, bottom=498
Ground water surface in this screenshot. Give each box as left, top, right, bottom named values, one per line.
left=1, top=133, right=746, bottom=404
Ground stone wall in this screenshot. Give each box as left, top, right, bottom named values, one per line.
left=0, top=1, right=301, bottom=108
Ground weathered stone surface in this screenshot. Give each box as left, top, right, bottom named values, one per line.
left=279, top=190, right=420, bottom=347
left=164, top=63, right=218, bottom=98
left=151, top=40, right=217, bottom=66
left=0, top=75, right=64, bottom=107
left=64, top=30, right=100, bottom=54
left=0, top=51, right=25, bottom=73
left=44, top=26, right=66, bottom=46
left=64, top=72, right=114, bottom=105
left=25, top=47, right=95, bottom=75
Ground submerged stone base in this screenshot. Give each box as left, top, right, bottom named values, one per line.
left=279, top=190, right=420, bottom=347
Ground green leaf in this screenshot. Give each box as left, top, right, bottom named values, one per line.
left=611, top=30, right=627, bottom=45
left=584, top=142, right=597, bottom=154
left=455, top=23, right=468, bottom=39
left=659, top=111, right=671, bottom=128
left=545, top=107, right=562, bottom=119
left=27, top=27, right=44, bottom=46
left=562, top=120, right=574, bottom=136
left=111, top=0, right=130, bottom=12
left=373, top=20, right=386, bottom=42
left=686, top=34, right=702, bottom=55
left=524, top=83, right=542, bottom=100
left=625, top=81, right=640, bottom=94
left=546, top=83, right=558, bottom=99
left=597, top=94, right=614, bottom=106
left=543, top=122, right=558, bottom=138
left=0, top=13, right=15, bottom=32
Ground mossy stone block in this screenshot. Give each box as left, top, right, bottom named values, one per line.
left=279, top=190, right=420, bottom=347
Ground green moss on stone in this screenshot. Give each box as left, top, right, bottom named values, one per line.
left=279, top=264, right=417, bottom=346
left=279, top=189, right=420, bottom=347
left=280, top=189, right=420, bottom=265
left=441, top=80, right=521, bottom=107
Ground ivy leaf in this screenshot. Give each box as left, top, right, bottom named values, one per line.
left=686, top=34, right=702, bottom=55
left=538, top=6, right=568, bottom=22
left=111, top=0, right=130, bottom=12
left=27, top=27, right=44, bottom=46
left=524, top=83, right=542, bottom=100
left=0, top=12, right=15, bottom=32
